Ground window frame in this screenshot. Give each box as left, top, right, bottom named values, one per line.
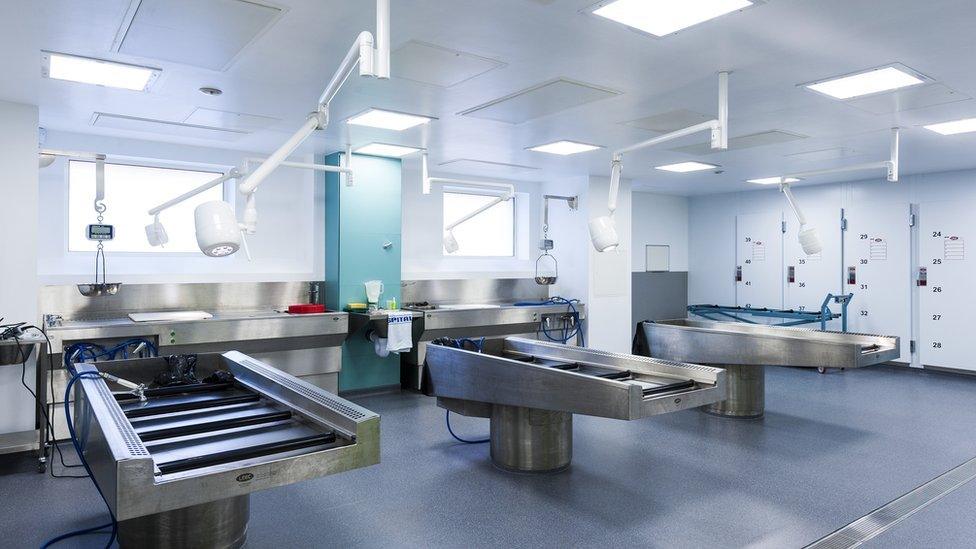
left=441, top=187, right=518, bottom=258
left=65, top=157, right=233, bottom=256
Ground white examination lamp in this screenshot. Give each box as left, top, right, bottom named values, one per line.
left=588, top=156, right=622, bottom=252
left=589, top=72, right=730, bottom=253
left=195, top=200, right=243, bottom=257
left=443, top=229, right=459, bottom=254
left=780, top=181, right=823, bottom=256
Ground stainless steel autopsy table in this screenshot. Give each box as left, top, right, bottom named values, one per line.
left=637, top=319, right=901, bottom=418
left=426, top=337, right=724, bottom=473
left=73, top=351, right=379, bottom=549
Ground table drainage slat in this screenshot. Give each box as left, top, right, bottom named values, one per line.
left=137, top=410, right=293, bottom=442
left=642, top=379, right=697, bottom=396
left=125, top=394, right=260, bottom=419
left=115, top=382, right=234, bottom=401
left=156, top=432, right=337, bottom=475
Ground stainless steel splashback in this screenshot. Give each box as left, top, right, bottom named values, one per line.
left=40, top=282, right=321, bottom=321
left=401, top=279, right=549, bottom=305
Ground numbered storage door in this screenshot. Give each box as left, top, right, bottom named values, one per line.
left=784, top=208, right=843, bottom=330
left=843, top=205, right=911, bottom=362
left=735, top=212, right=784, bottom=316
left=919, top=201, right=974, bottom=371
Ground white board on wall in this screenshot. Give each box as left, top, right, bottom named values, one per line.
left=645, top=245, right=670, bottom=272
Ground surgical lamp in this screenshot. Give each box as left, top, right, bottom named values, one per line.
left=145, top=0, right=389, bottom=258
left=774, top=127, right=901, bottom=256
left=145, top=169, right=247, bottom=257
left=421, top=154, right=516, bottom=253
left=589, top=71, right=730, bottom=252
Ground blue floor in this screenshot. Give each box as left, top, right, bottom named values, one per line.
left=3, top=365, right=976, bottom=548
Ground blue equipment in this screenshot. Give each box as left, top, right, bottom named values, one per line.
left=688, top=293, right=853, bottom=332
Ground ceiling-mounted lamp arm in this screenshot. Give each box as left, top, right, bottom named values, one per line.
left=444, top=190, right=514, bottom=232
left=238, top=0, right=390, bottom=197
left=590, top=72, right=730, bottom=253
left=888, top=127, right=900, bottom=182
left=148, top=169, right=241, bottom=217
left=606, top=154, right=623, bottom=215
left=779, top=181, right=807, bottom=226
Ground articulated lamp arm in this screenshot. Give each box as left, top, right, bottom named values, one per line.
left=590, top=72, right=731, bottom=252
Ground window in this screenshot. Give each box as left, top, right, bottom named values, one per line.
left=68, top=160, right=224, bottom=253
left=443, top=190, right=515, bottom=257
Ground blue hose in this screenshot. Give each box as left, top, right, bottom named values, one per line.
left=64, top=339, right=158, bottom=373
left=42, top=371, right=118, bottom=548
left=445, top=411, right=490, bottom=444
left=514, top=297, right=584, bottom=344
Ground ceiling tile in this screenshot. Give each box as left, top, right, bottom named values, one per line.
left=116, top=0, right=283, bottom=71
left=459, top=78, right=622, bottom=124
left=391, top=41, right=506, bottom=88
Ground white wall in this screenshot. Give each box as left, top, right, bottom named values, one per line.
left=400, top=157, right=541, bottom=280
left=631, top=192, right=689, bottom=272
left=543, top=175, right=633, bottom=353
left=687, top=169, right=976, bottom=371
left=0, top=101, right=39, bottom=435
left=38, top=131, right=322, bottom=285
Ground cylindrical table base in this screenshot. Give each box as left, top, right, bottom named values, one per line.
left=490, top=405, right=572, bottom=473
left=701, top=364, right=765, bottom=419
left=118, top=495, right=249, bottom=549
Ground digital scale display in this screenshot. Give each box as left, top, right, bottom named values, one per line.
left=87, top=224, right=115, bottom=241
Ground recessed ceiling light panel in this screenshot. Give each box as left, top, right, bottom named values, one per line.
left=924, top=117, right=976, bottom=136
left=347, top=108, right=434, bottom=131
left=353, top=143, right=423, bottom=158
left=42, top=51, right=160, bottom=91
left=528, top=140, right=603, bottom=155
left=802, top=64, right=929, bottom=100
left=655, top=161, right=719, bottom=173
left=747, top=177, right=801, bottom=185
left=590, top=0, right=754, bottom=37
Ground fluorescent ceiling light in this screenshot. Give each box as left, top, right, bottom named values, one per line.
left=747, top=177, right=801, bottom=185
left=924, top=117, right=976, bottom=136
left=353, top=143, right=423, bottom=158
left=346, top=108, right=433, bottom=131
left=592, top=0, right=753, bottom=37
left=655, top=161, right=718, bottom=173
left=804, top=66, right=926, bottom=100
left=42, top=52, right=159, bottom=91
left=528, top=140, right=602, bottom=155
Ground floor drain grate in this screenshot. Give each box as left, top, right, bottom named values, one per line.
left=805, top=456, right=976, bottom=549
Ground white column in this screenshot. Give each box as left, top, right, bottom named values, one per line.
left=0, top=100, right=40, bottom=435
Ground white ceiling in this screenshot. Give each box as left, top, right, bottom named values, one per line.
left=7, top=0, right=976, bottom=195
